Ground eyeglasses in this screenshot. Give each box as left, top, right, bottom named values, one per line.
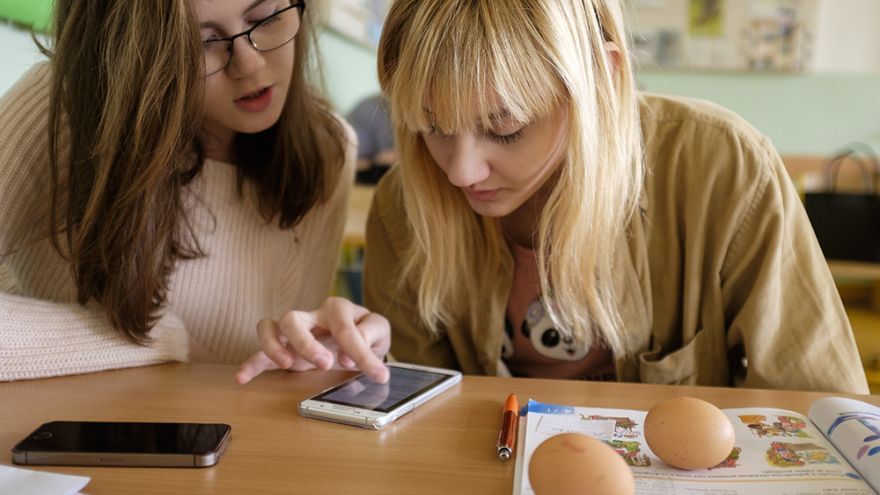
left=203, top=1, right=306, bottom=77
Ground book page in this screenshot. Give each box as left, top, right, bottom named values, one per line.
left=513, top=400, right=875, bottom=495
left=808, top=397, right=880, bottom=493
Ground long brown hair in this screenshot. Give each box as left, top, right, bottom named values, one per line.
left=47, top=0, right=345, bottom=343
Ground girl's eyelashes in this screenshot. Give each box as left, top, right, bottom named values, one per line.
left=259, top=14, right=282, bottom=26
left=421, top=123, right=526, bottom=144
left=424, top=124, right=449, bottom=137
left=202, top=29, right=222, bottom=42
left=486, top=117, right=528, bottom=144
left=487, top=129, right=524, bottom=144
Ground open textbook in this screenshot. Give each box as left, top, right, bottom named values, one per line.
left=512, top=397, right=880, bottom=495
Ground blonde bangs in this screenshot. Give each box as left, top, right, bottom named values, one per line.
left=388, top=0, right=564, bottom=136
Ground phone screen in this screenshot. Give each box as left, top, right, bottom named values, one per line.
left=15, top=422, right=230, bottom=455
left=313, top=366, right=454, bottom=412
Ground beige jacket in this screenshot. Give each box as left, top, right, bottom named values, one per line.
left=364, top=93, right=870, bottom=393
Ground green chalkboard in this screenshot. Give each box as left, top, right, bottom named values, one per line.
left=0, top=0, right=53, bottom=33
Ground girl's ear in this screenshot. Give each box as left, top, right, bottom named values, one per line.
left=603, top=41, right=623, bottom=75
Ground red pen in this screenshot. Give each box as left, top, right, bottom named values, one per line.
left=497, top=393, right=519, bottom=460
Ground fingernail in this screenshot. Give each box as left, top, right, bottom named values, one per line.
left=315, top=354, right=332, bottom=369
left=373, top=365, right=390, bottom=383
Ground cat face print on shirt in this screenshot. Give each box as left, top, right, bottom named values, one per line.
left=521, top=298, right=589, bottom=361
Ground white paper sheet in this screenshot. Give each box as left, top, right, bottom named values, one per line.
left=0, top=464, right=89, bottom=495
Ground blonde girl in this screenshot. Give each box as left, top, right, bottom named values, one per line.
left=359, top=0, right=867, bottom=392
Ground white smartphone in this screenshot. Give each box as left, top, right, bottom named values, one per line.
left=299, top=362, right=462, bottom=429
left=11, top=421, right=231, bottom=467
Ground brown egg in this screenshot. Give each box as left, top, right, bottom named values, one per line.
left=644, top=396, right=736, bottom=470
left=528, top=433, right=634, bottom=495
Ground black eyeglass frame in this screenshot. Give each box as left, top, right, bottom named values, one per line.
left=203, top=1, right=306, bottom=77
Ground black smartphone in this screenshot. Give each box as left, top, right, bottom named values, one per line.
left=11, top=421, right=231, bottom=467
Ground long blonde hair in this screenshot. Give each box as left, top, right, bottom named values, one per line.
left=378, top=0, right=644, bottom=355
left=46, top=0, right=344, bottom=343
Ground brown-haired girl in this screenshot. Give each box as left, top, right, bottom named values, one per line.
left=0, top=0, right=389, bottom=384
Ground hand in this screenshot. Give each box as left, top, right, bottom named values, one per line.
left=235, top=297, right=390, bottom=385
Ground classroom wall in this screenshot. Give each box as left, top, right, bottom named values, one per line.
left=636, top=70, right=880, bottom=156
left=317, top=30, right=381, bottom=119
left=0, top=22, right=47, bottom=95
left=318, top=30, right=880, bottom=157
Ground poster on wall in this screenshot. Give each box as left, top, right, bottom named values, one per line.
left=326, top=0, right=389, bottom=48
left=626, top=0, right=817, bottom=72
left=742, top=0, right=812, bottom=71
left=688, top=0, right=725, bottom=37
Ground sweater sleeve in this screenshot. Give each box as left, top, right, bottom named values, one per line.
left=0, top=63, right=190, bottom=382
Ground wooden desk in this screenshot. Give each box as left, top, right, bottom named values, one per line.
left=1, top=364, right=878, bottom=494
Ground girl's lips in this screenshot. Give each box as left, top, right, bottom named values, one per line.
left=234, top=86, right=273, bottom=113
left=465, top=188, right=500, bottom=202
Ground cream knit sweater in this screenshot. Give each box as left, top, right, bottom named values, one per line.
left=0, top=64, right=355, bottom=381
